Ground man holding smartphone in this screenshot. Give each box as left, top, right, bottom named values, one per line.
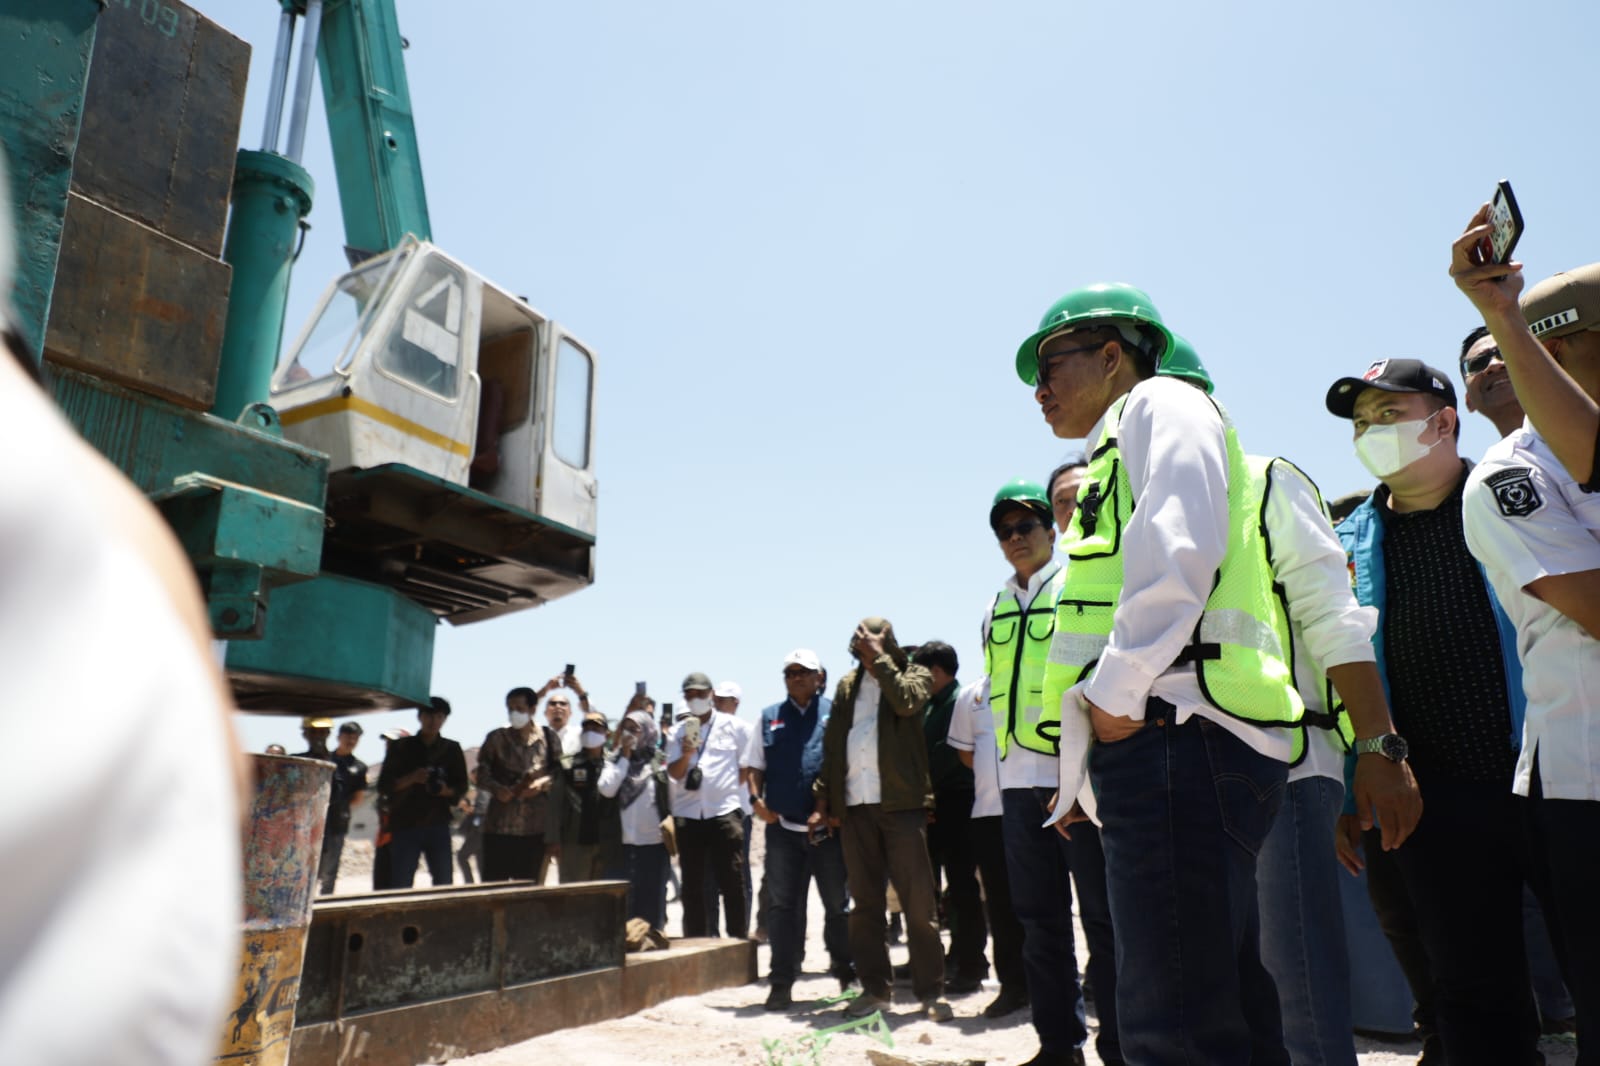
left=667, top=671, right=749, bottom=938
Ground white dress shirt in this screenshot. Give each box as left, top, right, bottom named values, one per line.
left=944, top=677, right=1003, bottom=818
left=1464, top=423, right=1600, bottom=801
left=1077, top=377, right=1294, bottom=762
left=1261, top=457, right=1380, bottom=785
left=982, top=558, right=1066, bottom=791
left=598, top=756, right=664, bottom=845
left=665, top=711, right=746, bottom=818
left=844, top=672, right=883, bottom=806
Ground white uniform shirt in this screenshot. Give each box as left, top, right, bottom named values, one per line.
left=983, top=558, right=1067, bottom=791
left=597, top=756, right=665, bottom=846
left=844, top=673, right=883, bottom=806
left=1464, top=424, right=1600, bottom=800
left=944, top=678, right=1003, bottom=818
left=1261, top=458, right=1380, bottom=784
left=665, top=711, right=746, bottom=818
left=0, top=376, right=241, bottom=1066
left=1077, top=377, right=1294, bottom=763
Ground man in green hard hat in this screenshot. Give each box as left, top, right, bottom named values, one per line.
left=979, top=478, right=1110, bottom=1064
left=1021, top=283, right=1298, bottom=1063
left=1161, top=337, right=1421, bottom=1066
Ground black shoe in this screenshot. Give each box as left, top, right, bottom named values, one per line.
left=983, top=986, right=1030, bottom=1019
left=764, top=985, right=793, bottom=1011
left=946, top=974, right=984, bottom=994
left=1018, top=1050, right=1085, bottom=1066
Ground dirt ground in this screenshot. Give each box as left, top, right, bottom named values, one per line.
left=329, top=835, right=1577, bottom=1066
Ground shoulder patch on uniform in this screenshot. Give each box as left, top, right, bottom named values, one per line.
left=1485, top=466, right=1543, bottom=518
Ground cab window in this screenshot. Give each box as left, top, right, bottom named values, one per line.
left=376, top=257, right=464, bottom=398
left=552, top=339, right=592, bottom=468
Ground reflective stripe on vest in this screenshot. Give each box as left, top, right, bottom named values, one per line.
left=1253, top=455, right=1357, bottom=765
left=1041, top=392, right=1305, bottom=734
left=985, top=566, right=1067, bottom=758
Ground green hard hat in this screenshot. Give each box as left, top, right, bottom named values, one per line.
left=989, top=478, right=1052, bottom=529
left=1160, top=333, right=1214, bottom=394
left=1015, top=282, right=1176, bottom=385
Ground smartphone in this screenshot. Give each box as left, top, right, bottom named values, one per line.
left=635, top=681, right=647, bottom=697
left=662, top=701, right=673, bottom=718
left=683, top=716, right=701, bottom=745
left=1475, top=180, right=1524, bottom=266
left=564, top=662, right=575, bottom=679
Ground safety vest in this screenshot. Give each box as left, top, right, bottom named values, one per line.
left=1249, top=454, right=1357, bottom=765
left=985, top=563, right=1068, bottom=758
left=1041, top=391, right=1305, bottom=737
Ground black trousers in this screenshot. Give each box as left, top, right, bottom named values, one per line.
left=970, top=813, right=1026, bottom=992
left=1362, top=826, right=1438, bottom=1035
left=481, top=832, right=546, bottom=881
left=928, top=789, right=987, bottom=979
left=1389, top=778, right=1541, bottom=1066
left=1524, top=763, right=1600, bottom=1063
left=676, top=810, right=746, bottom=938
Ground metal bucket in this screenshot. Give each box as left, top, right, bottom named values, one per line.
left=217, top=754, right=334, bottom=1065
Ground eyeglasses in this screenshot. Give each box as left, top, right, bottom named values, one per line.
left=995, top=517, right=1043, bottom=542
left=1037, top=340, right=1108, bottom=381
left=1461, top=346, right=1501, bottom=378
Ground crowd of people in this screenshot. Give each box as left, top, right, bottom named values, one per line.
left=268, top=207, right=1597, bottom=1066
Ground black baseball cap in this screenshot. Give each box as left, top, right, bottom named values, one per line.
left=1325, top=359, right=1457, bottom=419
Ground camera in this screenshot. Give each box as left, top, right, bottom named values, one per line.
left=684, top=767, right=703, bottom=791
left=425, top=764, right=448, bottom=796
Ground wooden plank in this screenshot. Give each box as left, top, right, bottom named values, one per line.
left=44, top=192, right=229, bottom=409
left=72, top=0, right=249, bottom=257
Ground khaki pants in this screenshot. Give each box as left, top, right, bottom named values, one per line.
left=840, top=803, right=943, bottom=1002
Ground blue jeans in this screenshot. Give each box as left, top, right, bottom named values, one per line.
left=1258, top=775, right=1356, bottom=1066
left=1001, top=787, right=1088, bottom=1055
left=624, top=843, right=669, bottom=929
left=390, top=823, right=453, bottom=888
left=1089, top=712, right=1289, bottom=1066
left=765, top=822, right=851, bottom=986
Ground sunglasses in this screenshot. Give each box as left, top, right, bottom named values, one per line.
left=1461, top=346, right=1501, bottom=378
left=783, top=668, right=814, bottom=679
left=995, top=517, right=1043, bottom=542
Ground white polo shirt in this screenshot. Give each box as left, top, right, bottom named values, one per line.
left=944, top=678, right=1002, bottom=818
left=1464, top=424, right=1600, bottom=801
left=665, top=711, right=747, bottom=818
left=844, top=672, right=883, bottom=806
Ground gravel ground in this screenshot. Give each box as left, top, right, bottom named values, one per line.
left=327, top=835, right=1576, bottom=1066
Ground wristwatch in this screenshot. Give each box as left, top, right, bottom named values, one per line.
left=1353, top=733, right=1409, bottom=762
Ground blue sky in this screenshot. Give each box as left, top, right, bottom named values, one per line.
left=229, top=0, right=1599, bottom=755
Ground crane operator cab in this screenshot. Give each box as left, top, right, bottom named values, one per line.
left=268, top=240, right=596, bottom=622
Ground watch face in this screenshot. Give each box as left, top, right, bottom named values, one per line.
left=1381, top=734, right=1409, bottom=762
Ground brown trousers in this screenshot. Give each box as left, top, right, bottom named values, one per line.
left=840, top=803, right=944, bottom=1002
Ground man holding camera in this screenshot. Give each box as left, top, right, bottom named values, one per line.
left=667, top=671, right=750, bottom=938
left=377, top=697, right=470, bottom=888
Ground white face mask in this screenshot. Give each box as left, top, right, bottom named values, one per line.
left=508, top=711, right=531, bottom=729
left=686, top=696, right=713, bottom=716
left=581, top=732, right=605, bottom=750
left=1355, top=412, right=1444, bottom=479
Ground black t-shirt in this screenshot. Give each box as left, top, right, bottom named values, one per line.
left=326, top=753, right=368, bottom=834
left=1378, top=473, right=1519, bottom=786
left=378, top=734, right=469, bottom=830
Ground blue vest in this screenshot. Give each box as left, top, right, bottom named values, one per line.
left=758, top=695, right=831, bottom=825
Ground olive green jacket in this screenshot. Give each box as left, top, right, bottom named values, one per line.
left=814, top=655, right=934, bottom=815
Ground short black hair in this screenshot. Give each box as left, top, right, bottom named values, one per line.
left=428, top=696, right=452, bottom=715
left=1046, top=459, right=1087, bottom=500
left=1460, top=325, right=1491, bottom=363
left=912, top=640, right=959, bottom=677
left=506, top=686, right=537, bottom=705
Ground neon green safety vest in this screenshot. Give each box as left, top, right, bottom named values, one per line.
left=985, top=564, right=1068, bottom=758
left=1249, top=454, right=1357, bottom=765
left=1040, top=391, right=1305, bottom=740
